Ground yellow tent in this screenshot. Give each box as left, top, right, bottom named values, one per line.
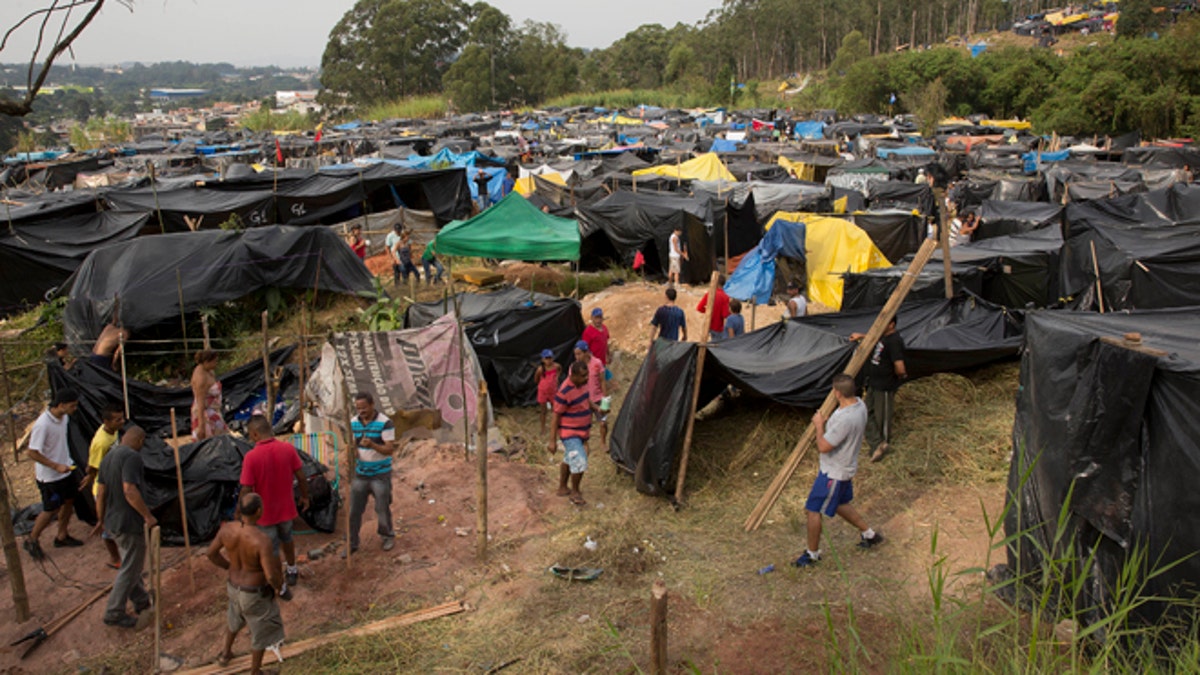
left=632, top=152, right=736, bottom=183
left=765, top=212, right=891, bottom=309
left=988, top=119, right=1033, bottom=131
left=514, top=171, right=566, bottom=196
left=777, top=156, right=816, bottom=182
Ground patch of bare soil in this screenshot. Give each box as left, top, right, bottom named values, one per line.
left=0, top=439, right=553, bottom=673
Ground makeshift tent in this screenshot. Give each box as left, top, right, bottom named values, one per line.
left=631, top=152, right=736, bottom=183
left=576, top=191, right=716, bottom=283
left=866, top=181, right=936, bottom=217
left=0, top=211, right=151, bottom=315
left=62, top=225, right=376, bottom=346
left=1060, top=218, right=1200, bottom=311
left=842, top=263, right=986, bottom=310
left=611, top=294, right=1024, bottom=496
left=432, top=192, right=580, bottom=261
left=404, top=288, right=586, bottom=407
left=975, top=200, right=1062, bottom=240
left=849, top=209, right=926, bottom=263
left=723, top=216, right=806, bottom=304
left=306, top=317, right=492, bottom=443
left=1004, top=309, right=1200, bottom=627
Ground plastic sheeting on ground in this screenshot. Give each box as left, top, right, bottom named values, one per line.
left=610, top=293, right=1024, bottom=496
left=404, top=288, right=586, bottom=407
left=1005, top=309, right=1200, bottom=628
left=632, top=152, right=736, bottom=183
left=432, top=192, right=580, bottom=261
left=62, top=225, right=376, bottom=346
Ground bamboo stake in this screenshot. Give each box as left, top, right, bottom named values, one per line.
left=176, top=268, right=189, bottom=359
left=723, top=198, right=730, bottom=277
left=1091, top=240, right=1106, bottom=314
left=475, top=381, right=488, bottom=562
left=452, top=295, right=471, bottom=462
left=750, top=299, right=757, bottom=331
left=935, top=188, right=953, bottom=298
left=298, top=306, right=308, bottom=434
left=338, top=373, right=356, bottom=569
left=743, top=237, right=939, bottom=532
left=0, top=453, right=29, bottom=621
left=201, top=315, right=210, bottom=351
left=311, top=249, right=323, bottom=308
left=673, top=271, right=720, bottom=505
left=148, top=162, right=165, bottom=234
left=261, top=312, right=272, bottom=418
left=118, top=333, right=130, bottom=419
left=650, top=579, right=668, bottom=675
left=1, top=344, right=18, bottom=463
left=169, top=410, right=195, bottom=593
left=151, top=525, right=162, bottom=671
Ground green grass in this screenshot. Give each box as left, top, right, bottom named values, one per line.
left=360, top=95, right=449, bottom=121
left=239, top=107, right=317, bottom=133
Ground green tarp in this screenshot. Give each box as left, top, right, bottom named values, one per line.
left=432, top=192, right=581, bottom=261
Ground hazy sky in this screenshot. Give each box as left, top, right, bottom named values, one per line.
left=0, top=0, right=726, bottom=68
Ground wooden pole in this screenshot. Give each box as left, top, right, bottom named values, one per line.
left=201, top=315, right=211, bottom=351
left=452, top=296, right=471, bottom=462
left=743, top=237, right=939, bottom=532
left=151, top=525, right=162, bottom=670
left=118, top=334, right=130, bottom=419
left=0, top=344, right=19, bottom=463
left=311, top=249, right=323, bottom=308
left=650, top=579, right=668, bottom=675
left=148, top=162, right=166, bottom=234
left=475, top=381, right=488, bottom=562
left=0, top=455, right=30, bottom=621
left=261, top=312, right=273, bottom=418
left=723, top=198, right=730, bottom=278
left=169, top=410, right=196, bottom=594
left=1090, top=240, right=1106, bottom=314
left=935, top=188, right=953, bottom=298
left=673, top=271, right=720, bottom=505
left=176, top=268, right=189, bottom=361
left=298, top=306, right=308, bottom=434
left=749, top=299, right=757, bottom=331
left=337, top=374, right=356, bottom=569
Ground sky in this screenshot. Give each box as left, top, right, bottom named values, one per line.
left=0, top=0, right=726, bottom=69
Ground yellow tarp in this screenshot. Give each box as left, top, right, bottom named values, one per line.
left=765, top=212, right=891, bottom=309
left=989, top=119, right=1032, bottom=131
left=777, top=156, right=816, bottom=182
left=514, top=171, right=566, bottom=196
left=632, top=152, right=736, bottom=183
left=589, top=115, right=646, bottom=126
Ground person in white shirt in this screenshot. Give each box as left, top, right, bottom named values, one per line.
left=786, top=282, right=808, bottom=318
left=25, top=388, right=83, bottom=560
left=668, top=225, right=688, bottom=286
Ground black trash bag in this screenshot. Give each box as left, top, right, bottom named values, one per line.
left=11, top=504, right=43, bottom=537
left=296, top=451, right=338, bottom=534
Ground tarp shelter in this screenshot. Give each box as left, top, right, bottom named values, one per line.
left=576, top=191, right=716, bottom=283
left=1060, top=217, right=1200, bottom=311
left=432, top=193, right=580, bottom=261
left=611, top=294, right=1024, bottom=496
left=631, top=152, right=736, bottom=183
left=62, top=225, right=376, bottom=346
left=306, top=317, right=492, bottom=443
left=723, top=216, right=806, bottom=304
left=849, top=209, right=926, bottom=263
left=1005, top=309, right=1200, bottom=627
left=975, top=200, right=1062, bottom=240
left=404, top=288, right=586, bottom=406
left=0, top=211, right=151, bottom=315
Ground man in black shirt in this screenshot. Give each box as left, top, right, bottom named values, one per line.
left=850, top=317, right=907, bottom=462
left=93, top=426, right=155, bottom=628
left=474, top=169, right=492, bottom=212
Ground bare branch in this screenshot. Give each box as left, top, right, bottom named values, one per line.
left=0, top=0, right=96, bottom=55
left=0, top=0, right=109, bottom=118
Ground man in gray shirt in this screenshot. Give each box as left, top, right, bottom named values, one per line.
left=93, top=426, right=156, bottom=628
left=794, top=374, right=884, bottom=567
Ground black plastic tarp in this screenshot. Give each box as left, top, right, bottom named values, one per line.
left=1005, top=309, right=1200, bottom=626
left=866, top=180, right=936, bottom=217
left=842, top=263, right=986, bottom=310
left=976, top=200, right=1062, bottom=240
left=611, top=294, right=1024, bottom=496
left=0, top=190, right=99, bottom=226
left=1063, top=182, right=1200, bottom=231
left=0, top=211, right=151, bottom=315
left=577, top=191, right=716, bottom=283
left=1060, top=218, right=1200, bottom=311
left=850, top=209, right=926, bottom=263
left=1121, top=146, right=1200, bottom=169
left=62, top=225, right=377, bottom=345
left=404, top=287, right=586, bottom=406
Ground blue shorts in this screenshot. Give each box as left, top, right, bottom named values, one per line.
left=805, top=472, right=854, bottom=517
left=562, top=436, right=588, bottom=475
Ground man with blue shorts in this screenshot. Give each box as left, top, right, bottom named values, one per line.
left=794, top=373, right=884, bottom=567
left=549, top=361, right=594, bottom=506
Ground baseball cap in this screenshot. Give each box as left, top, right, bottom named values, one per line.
left=540, top=349, right=554, bottom=358
left=591, top=307, right=604, bottom=317
left=575, top=340, right=589, bottom=352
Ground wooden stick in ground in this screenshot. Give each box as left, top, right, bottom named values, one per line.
left=743, top=237, right=939, bottom=532
left=749, top=299, right=757, bottom=331
left=650, top=579, right=668, bottom=675
left=41, top=583, right=111, bottom=637
left=1090, top=240, right=1106, bottom=313
left=176, top=268, right=189, bottom=358
left=151, top=525, right=161, bottom=670
left=169, top=409, right=196, bottom=594
left=298, top=306, right=308, bottom=434
left=118, top=333, right=130, bottom=419
left=673, top=271, right=720, bottom=505
left=451, top=295, right=471, bottom=462
left=0, top=452, right=29, bottom=621
left=475, top=380, right=488, bottom=562
left=201, top=315, right=211, bottom=351
left=1, top=343, right=19, bottom=463
left=934, top=188, right=953, bottom=298
left=337, top=373, right=356, bottom=569
left=261, top=312, right=272, bottom=417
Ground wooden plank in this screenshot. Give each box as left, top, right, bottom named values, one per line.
left=673, top=271, right=720, bottom=505
left=1099, top=335, right=1168, bottom=359
left=176, top=602, right=465, bottom=675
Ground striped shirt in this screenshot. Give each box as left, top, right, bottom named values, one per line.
left=553, top=380, right=592, bottom=440
left=351, top=411, right=395, bottom=476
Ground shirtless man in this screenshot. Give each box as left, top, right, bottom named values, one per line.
left=208, top=493, right=289, bottom=674
left=92, top=317, right=130, bottom=372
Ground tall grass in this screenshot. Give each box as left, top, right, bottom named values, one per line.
left=360, top=95, right=448, bottom=121
left=239, top=107, right=316, bottom=132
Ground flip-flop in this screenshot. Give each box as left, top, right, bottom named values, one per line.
left=106, top=561, right=120, bottom=570
left=548, top=565, right=603, bottom=582
left=569, top=494, right=587, bottom=506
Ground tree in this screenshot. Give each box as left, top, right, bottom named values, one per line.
left=830, top=30, right=870, bottom=76
left=1117, top=0, right=1159, bottom=39
left=0, top=0, right=129, bottom=117
left=906, top=77, right=948, bottom=136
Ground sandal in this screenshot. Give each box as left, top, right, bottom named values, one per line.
left=106, top=561, right=121, bottom=570
left=568, top=493, right=587, bottom=506
left=215, top=653, right=232, bottom=668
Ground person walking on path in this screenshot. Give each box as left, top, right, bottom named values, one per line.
left=850, top=317, right=907, bottom=462
left=581, top=308, right=610, bottom=365
left=85, top=402, right=126, bottom=569
left=793, top=374, right=884, bottom=567
left=696, top=277, right=731, bottom=342
left=191, top=350, right=226, bottom=441
left=93, top=426, right=154, bottom=628
left=549, top=362, right=593, bottom=506
left=208, top=493, right=289, bottom=674
left=347, top=393, right=397, bottom=555
left=649, top=287, right=687, bottom=349
left=25, top=388, right=83, bottom=561
left=725, top=298, right=746, bottom=338
left=574, top=341, right=607, bottom=448
left=535, top=349, right=561, bottom=434
left=241, top=415, right=310, bottom=595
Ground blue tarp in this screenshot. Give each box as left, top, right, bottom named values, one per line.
left=5, top=151, right=66, bottom=164
left=876, top=145, right=937, bottom=159
left=332, top=121, right=361, bottom=131
left=970, top=43, right=988, bottom=58
left=724, top=218, right=807, bottom=304
left=711, top=138, right=741, bottom=153
left=1022, top=149, right=1071, bottom=174
left=403, top=149, right=506, bottom=203
left=793, top=121, right=826, bottom=140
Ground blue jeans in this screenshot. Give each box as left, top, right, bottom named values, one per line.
left=349, top=472, right=394, bottom=549
left=423, top=257, right=445, bottom=283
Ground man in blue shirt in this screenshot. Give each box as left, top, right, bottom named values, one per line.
left=649, top=288, right=687, bottom=351
left=346, top=393, right=397, bottom=556
left=724, top=298, right=746, bottom=338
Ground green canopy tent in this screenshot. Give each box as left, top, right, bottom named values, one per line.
left=432, top=192, right=581, bottom=261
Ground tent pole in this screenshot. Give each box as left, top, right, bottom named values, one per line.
left=176, top=268, right=189, bottom=363
left=311, top=249, right=324, bottom=309
left=261, top=312, right=273, bottom=416
left=1090, top=240, right=1106, bottom=313
left=475, top=380, right=488, bottom=562
left=168, top=409, right=196, bottom=594
left=723, top=198, right=730, bottom=277
left=148, top=161, right=165, bottom=234
left=298, top=305, right=308, bottom=434
left=750, top=299, right=757, bottom=331
left=452, top=294, right=471, bottom=462
left=0, top=453, right=29, bottom=621
left=118, top=333, right=130, bottom=419
left=673, top=271, right=719, bottom=506
left=337, top=372, right=356, bottom=570
left=201, top=315, right=211, bottom=351
left=1, top=344, right=18, bottom=463
left=934, top=188, right=953, bottom=298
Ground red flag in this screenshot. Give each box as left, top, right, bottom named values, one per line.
left=314, top=122, right=323, bottom=143
left=275, top=138, right=284, bottom=164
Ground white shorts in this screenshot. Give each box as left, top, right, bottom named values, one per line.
left=669, top=257, right=681, bottom=274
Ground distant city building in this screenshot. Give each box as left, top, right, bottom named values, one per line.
left=149, top=88, right=209, bottom=100
left=275, top=90, right=319, bottom=107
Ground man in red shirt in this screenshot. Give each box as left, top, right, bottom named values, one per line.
left=240, top=416, right=310, bottom=595
left=549, top=362, right=594, bottom=506
left=581, top=308, right=610, bottom=365
left=696, top=275, right=731, bottom=341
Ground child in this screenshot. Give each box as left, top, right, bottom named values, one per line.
left=535, top=349, right=561, bottom=433
left=725, top=298, right=745, bottom=338
left=348, top=224, right=367, bottom=260
left=549, top=361, right=593, bottom=506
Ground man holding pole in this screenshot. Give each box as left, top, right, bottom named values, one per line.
left=793, top=374, right=884, bottom=568
left=93, top=426, right=154, bottom=628
left=25, top=388, right=83, bottom=561
left=241, top=415, right=309, bottom=596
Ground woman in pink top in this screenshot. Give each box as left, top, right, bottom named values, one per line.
left=535, top=349, right=561, bottom=433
